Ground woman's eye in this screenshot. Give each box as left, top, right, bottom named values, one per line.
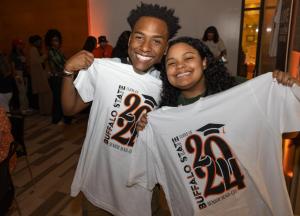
left=185, top=56, right=194, bottom=61
left=167, top=62, right=175, bottom=67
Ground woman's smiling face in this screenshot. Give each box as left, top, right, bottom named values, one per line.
left=165, top=42, right=206, bottom=93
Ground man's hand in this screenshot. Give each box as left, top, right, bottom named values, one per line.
left=272, top=70, right=300, bottom=87
left=64, top=50, right=94, bottom=73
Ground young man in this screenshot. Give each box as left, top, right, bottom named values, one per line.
left=61, top=3, right=180, bottom=216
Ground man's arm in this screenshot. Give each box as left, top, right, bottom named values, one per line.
left=62, top=50, right=94, bottom=115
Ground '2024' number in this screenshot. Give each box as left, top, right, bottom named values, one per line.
left=185, top=134, right=246, bottom=197
left=112, top=94, right=152, bottom=146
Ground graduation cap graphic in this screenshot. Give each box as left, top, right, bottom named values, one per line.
left=142, top=95, right=158, bottom=108
left=197, top=123, right=225, bottom=136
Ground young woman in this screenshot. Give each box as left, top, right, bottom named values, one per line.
left=137, top=36, right=298, bottom=129
left=161, top=36, right=234, bottom=106
left=130, top=36, right=300, bottom=215
left=202, top=26, right=227, bottom=62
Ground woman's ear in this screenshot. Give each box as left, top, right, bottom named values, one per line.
left=203, top=58, right=207, bottom=69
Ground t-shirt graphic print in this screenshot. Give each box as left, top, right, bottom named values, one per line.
left=104, top=84, right=158, bottom=152
left=170, top=122, right=246, bottom=210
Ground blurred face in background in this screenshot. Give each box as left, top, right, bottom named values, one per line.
left=207, top=32, right=214, bottom=41
left=100, top=41, right=107, bottom=48
left=51, top=36, right=61, bottom=49
left=35, top=39, right=42, bottom=49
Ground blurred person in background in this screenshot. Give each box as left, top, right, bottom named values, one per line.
left=112, top=30, right=131, bottom=59
left=82, top=36, right=97, bottom=52
left=93, top=35, right=113, bottom=58
left=10, top=39, right=30, bottom=114
left=0, top=49, right=16, bottom=112
left=202, top=26, right=227, bottom=63
left=45, top=29, right=72, bottom=124
left=28, top=35, right=52, bottom=115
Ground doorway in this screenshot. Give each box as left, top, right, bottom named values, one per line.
left=238, top=0, right=278, bottom=78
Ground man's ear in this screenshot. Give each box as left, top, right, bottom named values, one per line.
left=128, top=34, right=132, bottom=46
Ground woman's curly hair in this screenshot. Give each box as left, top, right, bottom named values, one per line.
left=160, top=36, right=236, bottom=107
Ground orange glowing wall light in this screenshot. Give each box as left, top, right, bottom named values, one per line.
left=87, top=0, right=109, bottom=38
left=283, top=139, right=294, bottom=179
left=289, top=51, right=300, bottom=78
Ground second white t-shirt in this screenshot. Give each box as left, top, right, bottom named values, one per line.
left=128, top=73, right=299, bottom=216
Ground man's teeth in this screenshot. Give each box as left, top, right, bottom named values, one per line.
left=137, top=54, right=152, bottom=61
left=177, top=72, right=191, bottom=78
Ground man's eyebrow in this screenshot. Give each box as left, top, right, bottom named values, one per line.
left=132, top=31, right=144, bottom=35
left=132, top=31, right=166, bottom=39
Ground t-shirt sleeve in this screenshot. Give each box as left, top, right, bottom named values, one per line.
left=73, top=63, right=97, bottom=102
left=251, top=72, right=300, bottom=133
left=218, top=38, right=226, bottom=52
left=127, top=124, right=157, bottom=191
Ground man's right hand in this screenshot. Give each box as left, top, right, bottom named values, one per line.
left=64, top=50, right=94, bottom=73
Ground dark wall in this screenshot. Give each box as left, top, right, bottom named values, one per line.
left=0, top=0, right=88, bottom=57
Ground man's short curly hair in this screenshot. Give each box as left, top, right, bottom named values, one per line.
left=127, top=2, right=181, bottom=39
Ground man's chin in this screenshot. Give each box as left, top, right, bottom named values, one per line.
left=132, top=66, right=151, bottom=74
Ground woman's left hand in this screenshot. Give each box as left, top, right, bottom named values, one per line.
left=136, top=113, right=148, bottom=132
left=272, top=70, right=300, bottom=87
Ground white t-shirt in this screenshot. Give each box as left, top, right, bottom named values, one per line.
left=203, top=38, right=226, bottom=58
left=128, top=73, right=299, bottom=216
left=71, top=58, right=162, bottom=216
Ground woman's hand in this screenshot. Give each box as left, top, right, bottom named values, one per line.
left=272, top=70, right=300, bottom=87
left=136, top=113, right=148, bottom=132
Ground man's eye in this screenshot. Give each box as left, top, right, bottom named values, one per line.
left=153, top=39, right=162, bottom=45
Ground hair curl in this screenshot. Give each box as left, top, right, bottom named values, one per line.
left=127, top=2, right=181, bottom=39
left=160, top=36, right=236, bottom=107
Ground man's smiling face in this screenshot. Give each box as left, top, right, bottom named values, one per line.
left=128, top=16, right=169, bottom=74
